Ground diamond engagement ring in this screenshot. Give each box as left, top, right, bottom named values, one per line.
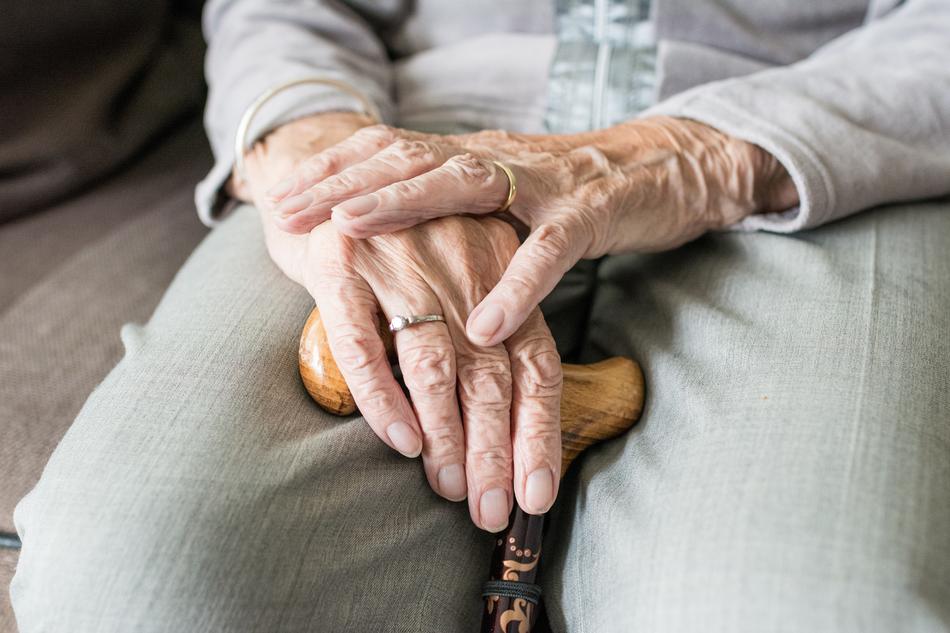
left=388, top=314, right=446, bottom=333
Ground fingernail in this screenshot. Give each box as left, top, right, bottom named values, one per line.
left=333, top=194, right=379, bottom=218
left=275, top=192, right=314, bottom=217
left=386, top=422, right=422, bottom=458
left=267, top=177, right=295, bottom=200
left=468, top=304, right=505, bottom=344
left=479, top=488, right=510, bottom=532
left=438, top=464, right=467, bottom=501
left=525, top=469, right=554, bottom=514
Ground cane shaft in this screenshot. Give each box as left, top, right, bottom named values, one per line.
left=297, top=306, right=645, bottom=633
left=481, top=508, right=545, bottom=632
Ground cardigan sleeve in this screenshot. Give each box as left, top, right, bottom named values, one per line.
left=644, top=0, right=950, bottom=232
left=196, top=0, right=395, bottom=225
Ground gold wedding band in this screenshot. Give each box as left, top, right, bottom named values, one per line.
left=492, top=160, right=517, bottom=213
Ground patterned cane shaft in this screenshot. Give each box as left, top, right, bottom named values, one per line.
left=480, top=508, right=545, bottom=633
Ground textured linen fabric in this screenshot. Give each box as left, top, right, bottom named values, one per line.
left=0, top=120, right=211, bottom=536
left=11, top=197, right=950, bottom=631
left=549, top=199, right=950, bottom=632
left=11, top=206, right=492, bottom=632
left=0, top=548, right=16, bottom=633
left=197, top=0, right=950, bottom=232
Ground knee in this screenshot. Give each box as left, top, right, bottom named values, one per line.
left=11, top=472, right=251, bottom=632
left=549, top=416, right=950, bottom=632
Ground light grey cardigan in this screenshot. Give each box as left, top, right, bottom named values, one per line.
left=197, top=0, right=950, bottom=233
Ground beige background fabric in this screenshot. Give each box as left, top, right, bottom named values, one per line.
left=0, top=120, right=211, bottom=534
left=11, top=196, right=950, bottom=631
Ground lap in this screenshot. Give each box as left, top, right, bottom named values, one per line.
left=547, top=200, right=950, bottom=631
left=13, top=200, right=950, bottom=632
left=12, top=206, right=490, bottom=632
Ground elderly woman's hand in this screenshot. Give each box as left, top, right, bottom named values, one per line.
left=236, top=113, right=562, bottom=532
left=267, top=116, right=798, bottom=347
left=302, top=215, right=562, bottom=532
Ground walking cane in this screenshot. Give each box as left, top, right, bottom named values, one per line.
left=298, top=307, right=645, bottom=632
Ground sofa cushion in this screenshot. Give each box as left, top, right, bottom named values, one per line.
left=0, top=0, right=205, bottom=222
left=0, top=119, right=210, bottom=534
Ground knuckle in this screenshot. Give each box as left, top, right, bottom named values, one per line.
left=389, top=139, right=437, bottom=165
left=326, top=170, right=363, bottom=193
left=357, top=124, right=397, bottom=146
left=356, top=384, right=399, bottom=416
left=385, top=177, right=430, bottom=203
left=424, top=425, right=464, bottom=457
left=402, top=345, right=456, bottom=395
left=514, top=345, right=562, bottom=397
left=569, top=144, right=612, bottom=171
left=302, top=152, right=336, bottom=178
left=531, top=223, right=573, bottom=263
left=468, top=444, right=513, bottom=475
left=458, top=357, right=512, bottom=408
left=517, top=424, right=561, bottom=462
left=446, top=153, right=491, bottom=186
left=471, top=129, right=512, bottom=145
left=330, top=324, right=384, bottom=373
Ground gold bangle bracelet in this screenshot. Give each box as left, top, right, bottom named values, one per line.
left=233, top=77, right=382, bottom=182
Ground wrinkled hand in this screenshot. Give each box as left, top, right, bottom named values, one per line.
left=303, top=216, right=562, bottom=531
left=240, top=114, right=564, bottom=531
left=268, top=116, right=797, bottom=347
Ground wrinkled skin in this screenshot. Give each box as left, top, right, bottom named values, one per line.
left=268, top=116, right=797, bottom=346
left=304, top=217, right=563, bottom=532
left=237, top=113, right=562, bottom=532
left=237, top=112, right=796, bottom=532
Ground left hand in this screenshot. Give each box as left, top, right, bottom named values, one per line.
left=266, top=116, right=798, bottom=347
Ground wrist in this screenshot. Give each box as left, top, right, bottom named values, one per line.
left=682, top=119, right=799, bottom=225
left=746, top=143, right=799, bottom=215
left=253, top=111, right=376, bottom=162
left=667, top=118, right=798, bottom=228
left=601, top=117, right=798, bottom=229
left=231, top=111, right=375, bottom=201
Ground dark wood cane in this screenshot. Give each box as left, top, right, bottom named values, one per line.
left=298, top=307, right=645, bottom=632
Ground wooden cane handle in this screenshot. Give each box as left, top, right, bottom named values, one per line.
left=299, top=307, right=644, bottom=476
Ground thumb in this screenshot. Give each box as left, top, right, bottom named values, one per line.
left=466, top=223, right=582, bottom=347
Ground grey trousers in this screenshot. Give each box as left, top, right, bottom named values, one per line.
left=11, top=201, right=950, bottom=632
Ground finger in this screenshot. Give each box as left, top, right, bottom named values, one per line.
left=383, top=303, right=467, bottom=502
left=467, top=221, right=585, bottom=347
left=331, top=154, right=511, bottom=239
left=268, top=124, right=401, bottom=201
left=268, top=125, right=403, bottom=230
left=313, top=273, right=423, bottom=458
left=505, top=309, right=562, bottom=515
left=454, top=341, right=514, bottom=532
left=277, top=138, right=453, bottom=234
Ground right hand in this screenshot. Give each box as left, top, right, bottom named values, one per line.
left=301, top=216, right=563, bottom=532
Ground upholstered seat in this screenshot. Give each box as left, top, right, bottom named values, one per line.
left=0, top=120, right=210, bottom=632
